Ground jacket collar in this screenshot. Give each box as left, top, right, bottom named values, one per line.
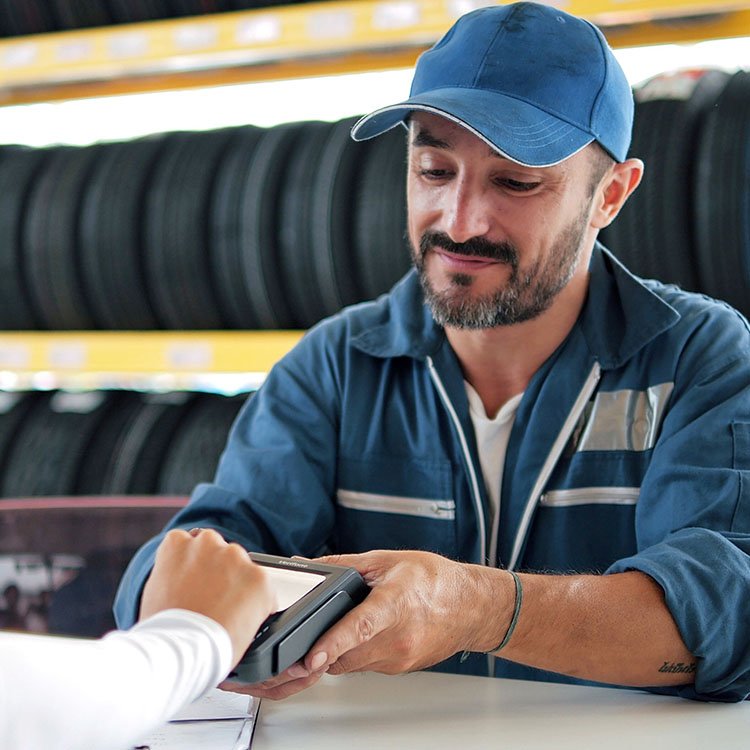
left=350, top=243, right=680, bottom=369
left=579, top=244, right=680, bottom=369
left=348, top=271, right=445, bottom=359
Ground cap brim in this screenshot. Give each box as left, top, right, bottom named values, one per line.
left=351, top=88, right=594, bottom=168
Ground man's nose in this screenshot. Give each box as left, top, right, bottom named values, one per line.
left=442, top=179, right=491, bottom=244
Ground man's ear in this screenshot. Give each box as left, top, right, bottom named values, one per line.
left=591, top=158, right=644, bottom=229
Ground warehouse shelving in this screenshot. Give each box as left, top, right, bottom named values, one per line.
left=0, top=0, right=747, bottom=389
left=1, top=0, right=748, bottom=104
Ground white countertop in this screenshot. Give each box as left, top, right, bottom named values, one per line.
left=253, top=670, right=749, bottom=749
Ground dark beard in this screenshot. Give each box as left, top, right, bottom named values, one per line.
left=413, top=213, right=588, bottom=329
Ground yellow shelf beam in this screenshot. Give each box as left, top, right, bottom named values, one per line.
left=0, top=0, right=747, bottom=106
left=0, top=331, right=304, bottom=392
left=604, top=7, right=750, bottom=48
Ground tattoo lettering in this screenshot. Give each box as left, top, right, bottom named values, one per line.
left=658, top=661, right=696, bottom=674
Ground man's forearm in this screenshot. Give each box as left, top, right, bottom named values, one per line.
left=469, top=567, right=695, bottom=687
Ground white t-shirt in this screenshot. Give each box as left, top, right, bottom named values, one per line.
left=465, top=382, right=524, bottom=565
left=0, top=608, right=233, bottom=750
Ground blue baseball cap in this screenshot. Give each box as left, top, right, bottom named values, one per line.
left=351, top=2, right=633, bottom=167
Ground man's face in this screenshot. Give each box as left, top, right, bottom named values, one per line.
left=406, top=112, right=601, bottom=329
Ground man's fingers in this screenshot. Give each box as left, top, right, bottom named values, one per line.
left=326, top=654, right=405, bottom=676
left=315, top=551, right=378, bottom=572
left=315, top=553, right=354, bottom=566
left=218, top=680, right=256, bottom=696
left=315, top=551, right=389, bottom=585
left=303, top=591, right=391, bottom=673
left=221, top=660, right=314, bottom=699
left=254, top=670, right=326, bottom=700
left=219, top=669, right=326, bottom=701
left=254, top=661, right=310, bottom=690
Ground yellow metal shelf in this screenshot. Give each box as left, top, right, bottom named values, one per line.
left=604, top=7, right=750, bottom=47
left=0, top=0, right=747, bottom=105
left=0, top=331, right=304, bottom=392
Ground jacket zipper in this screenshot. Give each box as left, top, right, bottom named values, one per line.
left=427, top=355, right=494, bottom=676
left=507, top=361, right=602, bottom=571
left=426, top=355, right=487, bottom=565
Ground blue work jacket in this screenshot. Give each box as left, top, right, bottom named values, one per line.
left=115, top=245, right=750, bottom=701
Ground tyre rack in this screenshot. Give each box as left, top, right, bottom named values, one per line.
left=0, top=0, right=747, bottom=390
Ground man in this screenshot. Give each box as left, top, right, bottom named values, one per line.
left=115, top=2, right=750, bottom=702
left=1, top=529, right=275, bottom=749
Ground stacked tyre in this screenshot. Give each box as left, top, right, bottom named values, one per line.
left=600, top=69, right=750, bottom=317
left=0, top=390, right=247, bottom=498
left=0, top=120, right=410, bottom=330
left=0, top=1, right=319, bottom=37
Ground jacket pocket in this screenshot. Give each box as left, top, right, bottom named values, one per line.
left=731, top=421, right=750, bottom=470
left=731, top=422, right=750, bottom=530
left=337, top=489, right=455, bottom=519
left=334, top=455, right=457, bottom=555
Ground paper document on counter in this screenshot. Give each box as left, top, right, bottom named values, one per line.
left=131, top=689, right=259, bottom=750
left=170, top=687, right=253, bottom=721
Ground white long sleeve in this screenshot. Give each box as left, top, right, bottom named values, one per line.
left=0, top=608, right=234, bottom=750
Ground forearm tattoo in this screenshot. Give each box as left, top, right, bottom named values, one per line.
left=657, top=661, right=696, bottom=675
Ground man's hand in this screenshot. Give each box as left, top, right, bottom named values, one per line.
left=140, top=528, right=277, bottom=666
left=220, top=550, right=515, bottom=700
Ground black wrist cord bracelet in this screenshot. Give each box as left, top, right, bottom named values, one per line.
left=486, top=570, right=523, bottom=654
left=460, top=569, right=523, bottom=663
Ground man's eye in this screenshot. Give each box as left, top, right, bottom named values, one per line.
left=419, top=168, right=450, bottom=179
left=500, top=178, right=540, bottom=192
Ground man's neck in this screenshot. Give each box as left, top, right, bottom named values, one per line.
left=445, top=271, right=589, bottom=418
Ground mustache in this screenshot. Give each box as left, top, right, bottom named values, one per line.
left=418, top=230, right=518, bottom=267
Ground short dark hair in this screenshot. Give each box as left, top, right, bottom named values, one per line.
left=587, top=142, right=616, bottom=196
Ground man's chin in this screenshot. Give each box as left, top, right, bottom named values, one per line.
left=426, top=294, right=502, bottom=330
left=425, top=265, right=510, bottom=295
